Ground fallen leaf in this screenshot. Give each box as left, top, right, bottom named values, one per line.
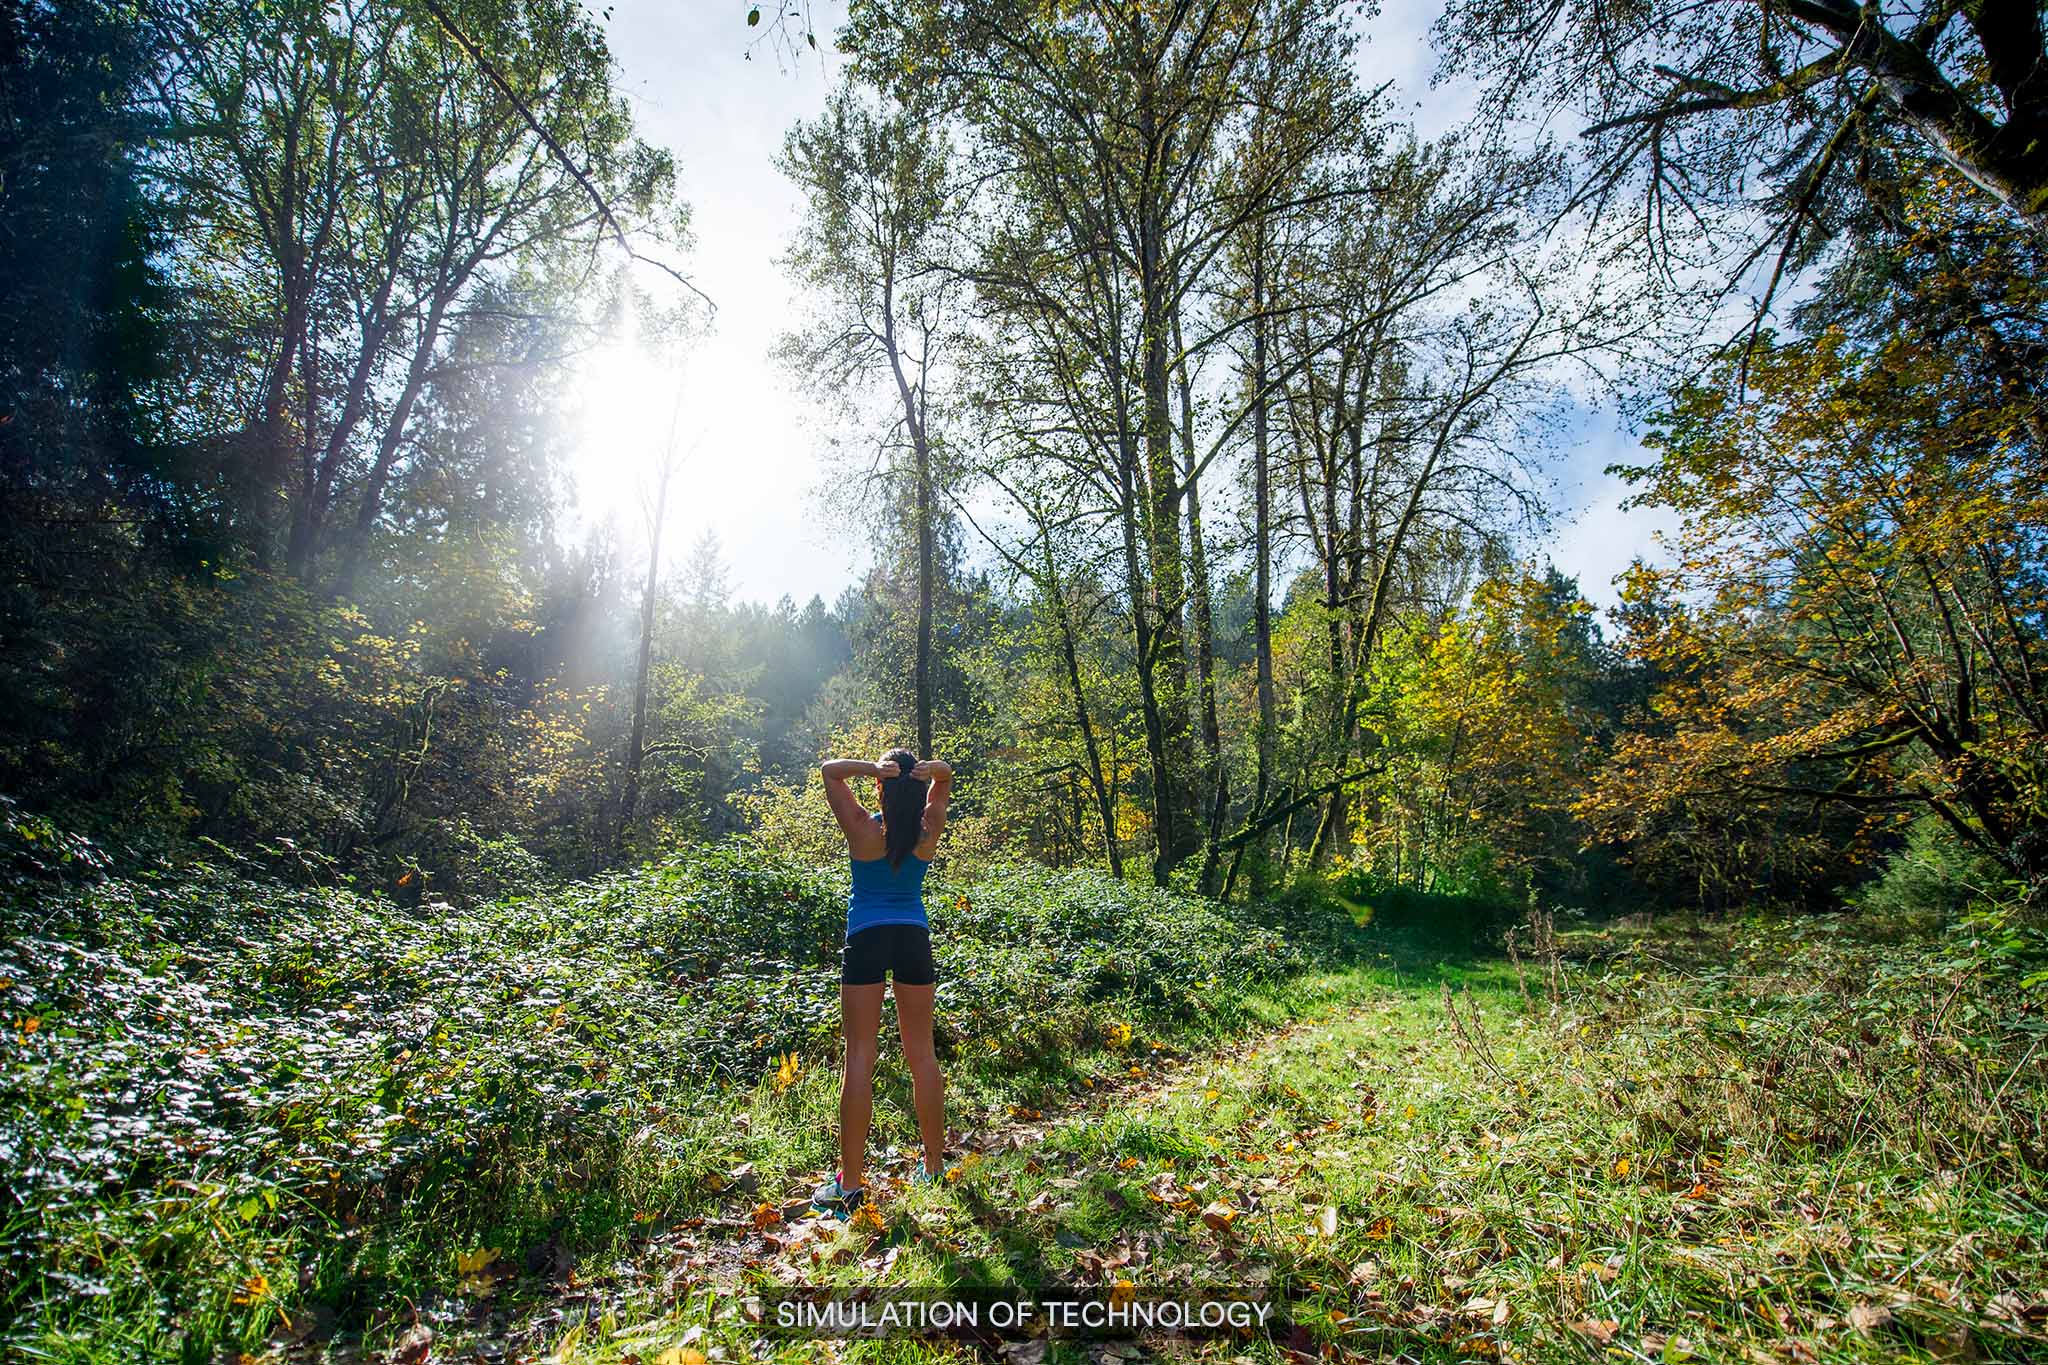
left=1200, top=1200, right=1238, bottom=1232
left=453, top=1247, right=498, bottom=1276
left=393, top=1323, right=433, bottom=1365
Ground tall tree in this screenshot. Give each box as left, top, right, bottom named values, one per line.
left=778, top=82, right=962, bottom=756
left=154, top=0, right=684, bottom=586
left=848, top=0, right=1371, bottom=881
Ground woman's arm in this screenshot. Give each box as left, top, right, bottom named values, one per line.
left=821, top=758, right=886, bottom=842
left=911, top=759, right=951, bottom=847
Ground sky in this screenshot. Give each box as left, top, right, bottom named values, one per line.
left=568, top=0, right=1678, bottom=614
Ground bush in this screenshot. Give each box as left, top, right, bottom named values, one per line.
left=1852, top=814, right=2008, bottom=919
left=1274, top=862, right=1521, bottom=950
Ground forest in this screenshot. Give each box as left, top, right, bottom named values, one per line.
left=2, top=0, right=2045, bottom=1362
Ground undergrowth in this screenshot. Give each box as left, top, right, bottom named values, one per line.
left=0, top=841, right=1376, bottom=1362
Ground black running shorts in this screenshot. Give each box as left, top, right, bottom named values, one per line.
left=842, top=923, right=936, bottom=986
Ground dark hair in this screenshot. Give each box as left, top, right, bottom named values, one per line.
left=878, top=748, right=927, bottom=869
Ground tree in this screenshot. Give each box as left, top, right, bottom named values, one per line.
left=1211, top=131, right=1605, bottom=875
left=1588, top=181, right=2047, bottom=885
left=848, top=0, right=1373, bottom=882
left=1436, top=0, right=2048, bottom=346
left=1367, top=565, right=1604, bottom=896
left=779, top=82, right=963, bottom=757
left=154, top=0, right=685, bottom=585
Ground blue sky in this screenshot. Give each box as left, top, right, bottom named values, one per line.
left=569, top=0, right=1678, bottom=614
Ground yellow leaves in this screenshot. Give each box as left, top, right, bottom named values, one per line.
left=750, top=1201, right=782, bottom=1231
left=1612, top=1156, right=1631, bottom=1178
left=1576, top=1255, right=1622, bottom=1284
left=1103, top=1020, right=1133, bottom=1050
left=772, top=1051, right=801, bottom=1092
left=1364, top=1214, right=1394, bottom=1240
left=456, top=1246, right=503, bottom=1297
left=653, top=1350, right=707, bottom=1365
left=850, top=1201, right=885, bottom=1233
left=1115, top=1156, right=1141, bottom=1172
left=454, top=1246, right=498, bottom=1276
left=1203, top=1087, right=1221, bottom=1102
left=231, top=1272, right=269, bottom=1305
left=1199, top=1200, right=1238, bottom=1232
left=945, top=1152, right=982, bottom=1184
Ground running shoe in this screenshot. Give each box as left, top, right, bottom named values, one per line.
left=810, top=1173, right=867, bottom=1219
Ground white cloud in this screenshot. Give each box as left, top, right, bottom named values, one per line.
left=1545, top=414, right=1680, bottom=610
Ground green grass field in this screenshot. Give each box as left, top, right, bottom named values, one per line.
left=6, top=857, right=2045, bottom=1364
left=526, top=913, right=2046, bottom=1365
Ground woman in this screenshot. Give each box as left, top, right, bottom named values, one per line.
left=810, top=748, right=951, bottom=1217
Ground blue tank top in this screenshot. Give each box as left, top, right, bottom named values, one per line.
left=847, top=844, right=931, bottom=940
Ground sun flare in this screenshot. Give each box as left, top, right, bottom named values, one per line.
left=567, top=335, right=685, bottom=530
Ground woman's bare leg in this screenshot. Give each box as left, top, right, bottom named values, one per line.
left=891, top=982, right=946, bottom=1175
left=838, top=983, right=886, bottom=1187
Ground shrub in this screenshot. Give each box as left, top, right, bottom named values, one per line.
left=1852, top=814, right=2008, bottom=920
left=1274, top=863, right=1521, bottom=950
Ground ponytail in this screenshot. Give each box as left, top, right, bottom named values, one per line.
left=878, top=748, right=927, bottom=869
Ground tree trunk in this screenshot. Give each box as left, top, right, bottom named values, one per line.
left=881, top=279, right=936, bottom=756
left=1057, top=603, right=1122, bottom=879
left=1178, top=308, right=1228, bottom=895
left=615, top=444, right=678, bottom=859
left=333, top=290, right=450, bottom=595
left=1137, top=80, right=1197, bottom=883
left=1227, top=222, right=1278, bottom=902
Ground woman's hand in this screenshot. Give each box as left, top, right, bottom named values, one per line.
left=911, top=759, right=951, bottom=782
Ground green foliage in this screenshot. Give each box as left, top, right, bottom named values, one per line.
left=0, top=836, right=1370, bottom=1358
left=1854, top=815, right=2011, bottom=920
left=1277, top=861, right=1523, bottom=950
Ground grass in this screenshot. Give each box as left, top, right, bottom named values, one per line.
left=6, top=849, right=2044, bottom=1364
left=468, top=910, right=2045, bottom=1365
left=0, top=848, right=1380, bottom=1363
